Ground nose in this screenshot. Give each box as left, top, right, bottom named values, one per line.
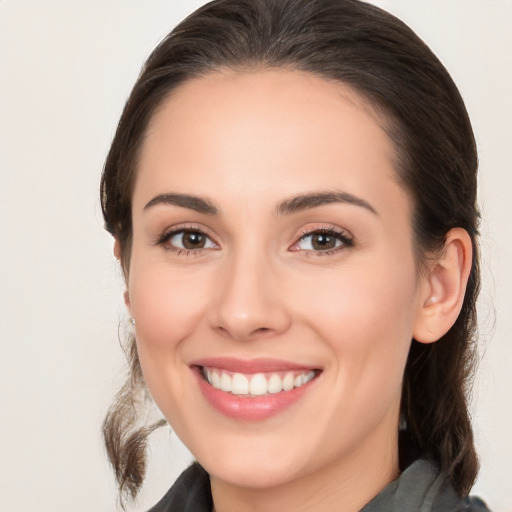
left=209, top=251, right=291, bottom=342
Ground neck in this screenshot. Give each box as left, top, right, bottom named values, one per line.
left=210, top=430, right=400, bottom=512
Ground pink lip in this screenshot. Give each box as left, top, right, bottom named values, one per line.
left=190, top=358, right=320, bottom=422
left=190, top=357, right=316, bottom=374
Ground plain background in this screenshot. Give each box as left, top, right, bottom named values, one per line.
left=0, top=1, right=510, bottom=511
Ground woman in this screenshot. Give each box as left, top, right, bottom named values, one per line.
left=100, top=0, right=489, bottom=510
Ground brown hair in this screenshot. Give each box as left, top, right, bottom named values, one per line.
left=101, top=0, right=480, bottom=505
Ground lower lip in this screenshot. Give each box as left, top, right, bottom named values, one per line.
left=193, top=367, right=317, bottom=421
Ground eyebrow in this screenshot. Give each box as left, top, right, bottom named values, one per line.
left=143, top=190, right=377, bottom=217
left=276, top=191, right=378, bottom=216
left=144, top=193, right=218, bottom=215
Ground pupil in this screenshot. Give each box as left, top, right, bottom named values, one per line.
left=312, top=233, right=335, bottom=250
left=183, top=232, right=205, bottom=249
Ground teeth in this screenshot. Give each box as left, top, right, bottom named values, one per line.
left=211, top=370, right=221, bottom=389
left=249, top=373, right=268, bottom=396
left=267, top=373, right=283, bottom=394
left=203, top=367, right=316, bottom=396
left=231, top=373, right=249, bottom=395
left=220, top=372, right=231, bottom=392
left=282, top=373, right=294, bottom=391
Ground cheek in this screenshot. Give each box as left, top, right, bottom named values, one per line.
left=302, top=256, right=418, bottom=331
left=127, top=260, right=213, bottom=369
left=126, top=260, right=219, bottom=424
left=297, top=257, right=419, bottom=386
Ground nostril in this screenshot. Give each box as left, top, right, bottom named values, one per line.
left=249, top=327, right=274, bottom=338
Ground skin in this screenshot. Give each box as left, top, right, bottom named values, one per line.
left=119, top=69, right=472, bottom=512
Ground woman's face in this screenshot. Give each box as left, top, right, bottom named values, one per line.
left=126, top=69, right=428, bottom=490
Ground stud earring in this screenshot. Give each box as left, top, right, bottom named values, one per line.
left=130, top=317, right=136, bottom=326
left=425, top=296, right=438, bottom=306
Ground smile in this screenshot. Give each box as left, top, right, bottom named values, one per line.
left=191, top=358, right=321, bottom=421
left=202, top=367, right=316, bottom=396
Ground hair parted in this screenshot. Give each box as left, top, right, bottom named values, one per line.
left=101, top=0, right=480, bottom=506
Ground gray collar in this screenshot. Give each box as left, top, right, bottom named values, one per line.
left=361, top=459, right=461, bottom=512
left=150, top=459, right=483, bottom=512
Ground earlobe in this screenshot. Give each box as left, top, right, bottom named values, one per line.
left=114, top=239, right=132, bottom=316
left=413, top=228, right=472, bottom=344
left=113, top=239, right=122, bottom=260
left=123, top=289, right=132, bottom=316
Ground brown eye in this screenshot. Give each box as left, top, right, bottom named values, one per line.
left=310, top=233, right=337, bottom=250
left=182, top=231, right=206, bottom=249
left=166, top=230, right=216, bottom=251
left=292, top=229, right=353, bottom=253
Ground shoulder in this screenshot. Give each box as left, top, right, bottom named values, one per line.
left=148, top=462, right=212, bottom=512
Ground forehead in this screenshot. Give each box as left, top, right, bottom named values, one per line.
left=134, top=68, right=408, bottom=219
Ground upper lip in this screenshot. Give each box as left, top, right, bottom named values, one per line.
left=190, top=357, right=319, bottom=374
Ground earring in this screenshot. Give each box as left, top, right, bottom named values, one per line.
left=130, top=317, right=136, bottom=326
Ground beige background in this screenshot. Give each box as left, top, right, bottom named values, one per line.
left=0, top=1, right=510, bottom=511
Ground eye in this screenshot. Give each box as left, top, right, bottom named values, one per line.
left=290, top=228, right=353, bottom=253
left=159, top=229, right=218, bottom=253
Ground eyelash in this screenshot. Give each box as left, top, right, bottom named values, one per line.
left=155, top=225, right=354, bottom=257
left=155, top=225, right=218, bottom=257
left=291, top=226, right=354, bottom=256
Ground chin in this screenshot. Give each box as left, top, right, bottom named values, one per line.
left=206, top=457, right=301, bottom=489
left=193, top=434, right=318, bottom=490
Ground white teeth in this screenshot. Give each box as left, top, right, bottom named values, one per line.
left=211, top=370, right=221, bottom=389
left=282, top=372, right=294, bottom=391
left=203, top=367, right=316, bottom=396
left=231, top=373, right=249, bottom=395
left=220, top=372, right=231, bottom=392
left=267, top=373, right=283, bottom=394
left=249, top=373, right=268, bottom=395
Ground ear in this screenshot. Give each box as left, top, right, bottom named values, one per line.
left=114, top=239, right=133, bottom=315
left=123, top=289, right=132, bottom=315
left=413, top=228, right=472, bottom=344
left=113, top=238, right=122, bottom=260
